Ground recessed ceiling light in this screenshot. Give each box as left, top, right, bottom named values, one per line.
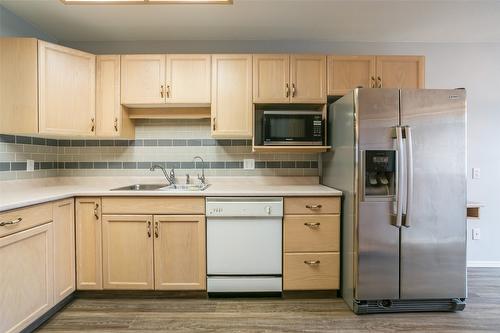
left=61, top=0, right=233, bottom=4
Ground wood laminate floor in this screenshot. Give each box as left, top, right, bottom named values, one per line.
left=37, top=268, right=500, bottom=333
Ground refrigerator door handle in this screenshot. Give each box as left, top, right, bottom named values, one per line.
left=393, top=126, right=404, bottom=228
left=403, top=126, right=414, bottom=228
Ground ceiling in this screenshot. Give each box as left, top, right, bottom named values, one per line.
left=1, top=0, right=500, bottom=43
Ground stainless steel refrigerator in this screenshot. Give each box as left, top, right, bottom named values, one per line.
left=321, top=88, right=467, bottom=313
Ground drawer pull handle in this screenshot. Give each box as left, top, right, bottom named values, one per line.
left=304, top=260, right=320, bottom=265
left=147, top=221, right=152, bottom=238
left=305, top=204, right=322, bottom=209
left=304, top=222, right=320, bottom=228
left=154, top=221, right=159, bottom=238
left=0, top=217, right=22, bottom=227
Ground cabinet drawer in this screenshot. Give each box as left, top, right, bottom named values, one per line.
left=0, top=203, right=53, bottom=238
left=284, top=215, right=339, bottom=252
left=102, top=197, right=205, bottom=214
left=283, top=252, right=339, bottom=291
left=284, top=197, right=340, bottom=215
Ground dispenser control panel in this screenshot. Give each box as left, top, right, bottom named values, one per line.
left=364, top=150, right=396, bottom=198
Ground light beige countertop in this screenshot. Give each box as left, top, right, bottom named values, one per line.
left=0, top=176, right=342, bottom=212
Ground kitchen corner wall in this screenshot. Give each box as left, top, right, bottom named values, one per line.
left=0, top=119, right=319, bottom=181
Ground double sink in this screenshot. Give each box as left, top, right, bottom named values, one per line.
left=111, top=183, right=210, bottom=192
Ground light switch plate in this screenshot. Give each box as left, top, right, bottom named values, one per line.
left=26, top=159, right=34, bottom=172
left=472, top=228, right=481, bottom=240
left=472, top=168, right=480, bottom=179
left=243, top=159, right=255, bottom=170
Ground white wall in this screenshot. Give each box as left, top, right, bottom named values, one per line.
left=1, top=4, right=498, bottom=264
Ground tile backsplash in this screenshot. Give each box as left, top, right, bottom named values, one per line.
left=0, top=119, right=319, bottom=181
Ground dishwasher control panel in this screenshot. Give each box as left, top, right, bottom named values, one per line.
left=206, top=197, right=283, bottom=217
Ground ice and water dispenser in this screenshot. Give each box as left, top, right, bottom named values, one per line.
left=363, top=150, right=396, bottom=198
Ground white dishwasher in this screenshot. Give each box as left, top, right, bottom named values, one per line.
left=206, top=197, right=283, bottom=293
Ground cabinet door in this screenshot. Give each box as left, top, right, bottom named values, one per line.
left=0, top=223, right=54, bottom=333
left=96, top=55, right=121, bottom=137
left=53, top=199, right=76, bottom=303
left=0, top=38, right=38, bottom=135
left=75, top=197, right=102, bottom=290
left=166, top=54, right=211, bottom=104
left=102, top=215, right=154, bottom=290
left=327, top=55, right=376, bottom=96
left=376, top=56, right=425, bottom=89
left=121, top=54, right=166, bottom=105
left=153, top=215, right=206, bottom=290
left=253, top=54, right=290, bottom=103
left=38, top=41, right=96, bottom=136
left=211, top=54, right=253, bottom=138
left=290, top=55, right=327, bottom=103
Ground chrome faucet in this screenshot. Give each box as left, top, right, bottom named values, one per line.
left=150, top=164, right=176, bottom=185
left=192, top=156, right=206, bottom=185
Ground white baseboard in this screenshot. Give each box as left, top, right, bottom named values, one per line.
left=467, top=261, right=500, bottom=268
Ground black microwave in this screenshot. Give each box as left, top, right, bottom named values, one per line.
left=263, top=111, right=324, bottom=145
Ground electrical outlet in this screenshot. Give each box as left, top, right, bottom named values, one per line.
left=472, top=228, right=481, bottom=240
left=472, top=168, right=480, bottom=179
left=26, top=159, right=34, bottom=172
left=244, top=159, right=255, bottom=170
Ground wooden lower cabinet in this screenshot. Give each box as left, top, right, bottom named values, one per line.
left=75, top=197, right=102, bottom=290
left=0, top=223, right=54, bottom=333
left=154, top=215, right=206, bottom=290
left=102, top=215, right=154, bottom=290
left=284, top=252, right=340, bottom=290
left=283, top=196, right=341, bottom=291
left=53, top=199, right=76, bottom=303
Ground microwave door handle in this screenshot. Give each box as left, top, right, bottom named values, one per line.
left=394, top=126, right=404, bottom=228
left=403, top=126, right=413, bottom=228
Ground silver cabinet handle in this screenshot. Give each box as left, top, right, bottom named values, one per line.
left=154, top=221, right=159, bottom=238
left=147, top=221, right=152, bottom=238
left=91, top=118, right=95, bottom=132
left=285, top=83, right=290, bottom=97
left=166, top=85, right=171, bottom=98
left=404, top=126, right=414, bottom=228
left=212, top=117, right=216, bottom=131
left=0, top=217, right=22, bottom=227
left=371, top=76, right=376, bottom=88
left=377, top=76, right=382, bottom=88
left=393, top=126, right=404, bottom=228
left=291, top=83, right=296, bottom=97
left=304, top=222, right=320, bottom=228
left=160, top=85, right=164, bottom=98
left=114, top=117, right=118, bottom=132
left=304, top=260, right=320, bottom=265
left=305, top=204, right=322, bottom=209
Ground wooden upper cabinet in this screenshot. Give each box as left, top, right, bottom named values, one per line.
left=253, top=54, right=290, bottom=103
left=96, top=55, right=134, bottom=138
left=121, top=54, right=166, bottom=105
left=376, top=56, right=425, bottom=89
left=290, top=55, right=327, bottom=103
left=102, top=214, right=154, bottom=290
left=38, top=41, right=96, bottom=136
left=75, top=197, right=102, bottom=290
left=327, top=55, right=376, bottom=96
left=153, top=215, right=206, bottom=290
left=53, top=199, right=75, bottom=304
left=166, top=54, right=211, bottom=104
left=211, top=54, right=253, bottom=138
left=0, top=38, right=38, bottom=135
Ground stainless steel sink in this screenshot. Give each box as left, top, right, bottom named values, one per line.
left=111, top=183, right=210, bottom=191
left=111, top=184, right=168, bottom=191
left=159, top=184, right=210, bottom=191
